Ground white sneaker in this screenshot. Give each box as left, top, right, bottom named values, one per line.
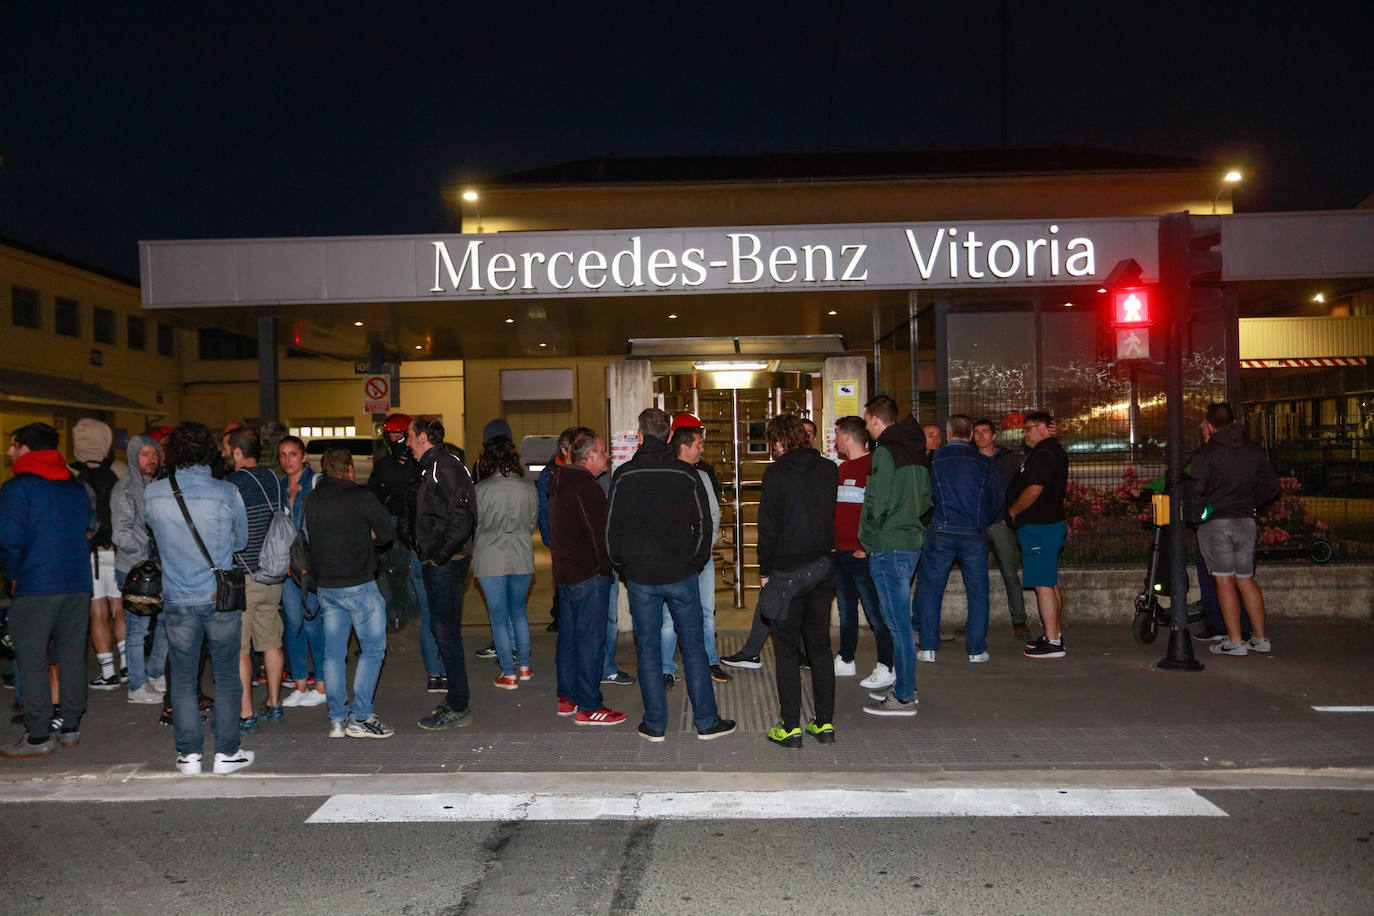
left=213, top=749, right=255, bottom=775
left=968, top=652, right=990, bottom=663
left=127, top=683, right=163, bottom=704
left=281, top=689, right=308, bottom=707
left=1247, top=637, right=1272, bottom=653
left=296, top=689, right=328, bottom=707
left=329, top=720, right=346, bottom=739
left=833, top=655, right=857, bottom=677
left=146, top=675, right=167, bottom=694
left=176, top=752, right=202, bottom=775
left=917, top=650, right=937, bottom=663
left=860, top=663, right=895, bottom=690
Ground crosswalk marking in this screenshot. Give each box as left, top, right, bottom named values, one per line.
left=1311, top=706, right=1374, bottom=713
left=306, top=787, right=1227, bottom=823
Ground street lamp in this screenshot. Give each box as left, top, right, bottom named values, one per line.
left=461, top=189, right=482, bottom=233
left=1211, top=170, right=1243, bottom=214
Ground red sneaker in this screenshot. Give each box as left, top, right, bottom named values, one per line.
left=493, top=674, right=519, bottom=690
left=556, top=696, right=577, bottom=716
left=573, top=707, right=626, bottom=727
left=517, top=666, right=533, bottom=681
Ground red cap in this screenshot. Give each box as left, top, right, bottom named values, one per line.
left=671, top=412, right=704, bottom=432
left=382, top=413, right=413, bottom=432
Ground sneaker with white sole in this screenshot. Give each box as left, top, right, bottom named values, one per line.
left=176, top=752, right=202, bottom=775
left=329, top=720, right=346, bottom=738
left=833, top=655, right=857, bottom=677
left=127, top=683, right=163, bottom=704
left=1247, top=637, right=1272, bottom=653
left=281, top=689, right=308, bottom=707
left=1209, top=639, right=1248, bottom=656
left=146, top=675, right=167, bottom=694
left=916, top=650, right=937, bottom=662
left=870, top=689, right=919, bottom=703
left=89, top=673, right=121, bottom=691
left=863, top=691, right=918, bottom=716
left=968, top=652, right=990, bottom=663
left=860, top=663, right=895, bottom=690
left=296, top=690, right=328, bottom=707
left=345, top=714, right=395, bottom=738
left=720, top=652, right=761, bottom=669
left=212, top=749, right=255, bottom=774
left=574, top=707, right=627, bottom=727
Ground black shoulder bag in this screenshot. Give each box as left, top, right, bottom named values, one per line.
left=169, top=469, right=246, bottom=612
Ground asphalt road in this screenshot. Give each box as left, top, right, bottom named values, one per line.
left=2, top=786, right=1370, bottom=915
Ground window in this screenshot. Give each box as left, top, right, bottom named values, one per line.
left=197, top=327, right=258, bottom=360
left=127, top=316, right=146, bottom=350
left=93, top=307, right=116, bottom=345
left=157, top=322, right=175, bottom=357
left=11, top=285, right=41, bottom=329
left=55, top=297, right=80, bottom=337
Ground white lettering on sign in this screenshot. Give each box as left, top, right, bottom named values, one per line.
left=429, top=224, right=1096, bottom=295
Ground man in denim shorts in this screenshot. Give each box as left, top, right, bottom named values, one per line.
left=1191, top=403, right=1281, bottom=657
left=1004, top=411, right=1069, bottom=659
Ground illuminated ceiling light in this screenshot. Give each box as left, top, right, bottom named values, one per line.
left=1097, top=287, right=1108, bottom=294
left=1062, top=302, right=1073, bottom=308
left=504, top=317, right=515, bottom=324
left=713, top=371, right=755, bottom=389
left=827, top=310, right=838, bottom=316
left=538, top=342, right=548, bottom=348
left=414, top=344, right=423, bottom=350
left=667, top=313, right=678, bottom=319
left=1223, top=170, right=1243, bottom=183
left=462, top=190, right=479, bottom=202
left=694, top=360, right=768, bottom=372
left=353, top=321, right=364, bottom=327
left=1313, top=293, right=1326, bottom=303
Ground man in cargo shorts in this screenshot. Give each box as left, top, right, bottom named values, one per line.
left=1004, top=411, right=1069, bottom=659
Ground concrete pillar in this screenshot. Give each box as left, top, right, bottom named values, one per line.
left=606, top=359, right=653, bottom=633
left=821, top=356, right=868, bottom=460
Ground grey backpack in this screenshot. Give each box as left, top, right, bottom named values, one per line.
left=245, top=472, right=296, bottom=584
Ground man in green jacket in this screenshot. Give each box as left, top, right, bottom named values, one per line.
left=859, top=395, right=931, bottom=717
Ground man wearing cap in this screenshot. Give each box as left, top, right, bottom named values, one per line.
left=659, top=413, right=729, bottom=687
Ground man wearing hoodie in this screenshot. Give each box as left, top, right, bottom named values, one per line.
left=1191, top=403, right=1281, bottom=657
left=607, top=408, right=735, bottom=743
left=112, top=433, right=169, bottom=704
left=1, top=422, right=95, bottom=758
left=859, top=395, right=931, bottom=717
left=70, top=418, right=128, bottom=690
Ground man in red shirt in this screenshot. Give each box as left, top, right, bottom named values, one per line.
left=832, top=416, right=894, bottom=690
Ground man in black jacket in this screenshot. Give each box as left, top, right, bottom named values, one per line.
left=607, top=408, right=734, bottom=743
left=304, top=449, right=396, bottom=738
left=407, top=416, right=477, bottom=729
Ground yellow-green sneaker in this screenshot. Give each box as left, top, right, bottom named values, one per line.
left=805, top=720, right=836, bottom=745
left=766, top=724, right=803, bottom=748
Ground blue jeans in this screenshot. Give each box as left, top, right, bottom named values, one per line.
left=125, top=609, right=168, bottom=690
left=421, top=556, right=472, bottom=712
left=834, top=549, right=891, bottom=666
left=319, top=581, right=388, bottom=724
left=556, top=574, right=611, bottom=711
left=916, top=531, right=990, bottom=655
left=659, top=558, right=720, bottom=674
left=867, top=549, right=920, bottom=702
left=281, top=577, right=324, bottom=683
left=478, top=573, right=533, bottom=677
left=602, top=571, right=622, bottom=678
left=628, top=575, right=718, bottom=732
left=410, top=550, right=443, bottom=676
left=164, top=602, right=241, bottom=757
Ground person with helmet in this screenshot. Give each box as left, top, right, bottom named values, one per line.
left=369, top=414, right=446, bottom=693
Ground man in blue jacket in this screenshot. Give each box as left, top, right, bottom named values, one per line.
left=1, top=423, right=95, bottom=758
left=914, top=415, right=1004, bottom=663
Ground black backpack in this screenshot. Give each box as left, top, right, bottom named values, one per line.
left=72, top=456, right=119, bottom=549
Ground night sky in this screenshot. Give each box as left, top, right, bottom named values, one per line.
left=4, top=2, right=1371, bottom=279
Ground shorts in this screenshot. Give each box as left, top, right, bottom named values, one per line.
left=1016, top=521, right=1066, bottom=588
left=1196, top=517, right=1257, bottom=578
left=90, top=550, right=119, bottom=600
left=240, top=578, right=285, bottom=653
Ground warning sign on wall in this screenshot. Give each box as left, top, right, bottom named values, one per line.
left=362, top=375, right=391, bottom=414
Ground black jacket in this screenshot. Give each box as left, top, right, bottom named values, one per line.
left=368, top=449, right=421, bottom=547
left=414, top=445, right=477, bottom=564
left=303, top=476, right=395, bottom=589
left=606, top=436, right=712, bottom=584
left=548, top=464, right=611, bottom=584
left=1191, top=424, right=1281, bottom=519
left=757, top=446, right=838, bottom=577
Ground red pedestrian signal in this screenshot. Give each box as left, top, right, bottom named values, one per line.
left=1113, top=289, right=1150, bottom=326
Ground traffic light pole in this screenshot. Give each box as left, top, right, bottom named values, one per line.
left=1158, top=213, right=1204, bottom=671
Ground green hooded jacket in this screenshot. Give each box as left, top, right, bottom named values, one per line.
left=859, top=415, right=932, bottom=552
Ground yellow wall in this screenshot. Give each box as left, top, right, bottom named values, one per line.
left=462, top=356, right=613, bottom=454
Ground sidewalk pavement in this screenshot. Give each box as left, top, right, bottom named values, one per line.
left=3, top=616, right=1372, bottom=784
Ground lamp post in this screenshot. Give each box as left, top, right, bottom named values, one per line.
left=1211, top=170, right=1243, bottom=214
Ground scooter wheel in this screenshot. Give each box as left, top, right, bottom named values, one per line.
left=1309, top=539, right=1333, bottom=564
left=1132, top=609, right=1158, bottom=645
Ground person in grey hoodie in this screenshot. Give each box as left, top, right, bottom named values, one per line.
left=111, top=433, right=169, bottom=702
left=471, top=432, right=538, bottom=688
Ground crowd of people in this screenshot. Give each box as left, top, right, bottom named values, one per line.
left=0, top=395, right=1277, bottom=769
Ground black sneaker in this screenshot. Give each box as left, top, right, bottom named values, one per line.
left=637, top=722, right=666, bottom=743
left=1023, top=636, right=1066, bottom=659
left=418, top=703, right=472, bottom=730
left=710, top=665, right=731, bottom=683
left=697, top=717, right=737, bottom=740
left=426, top=675, right=448, bottom=693
left=474, top=644, right=497, bottom=660
left=721, top=652, right=761, bottom=670
left=89, top=673, right=121, bottom=690
left=663, top=673, right=676, bottom=691
left=601, top=671, right=635, bottom=686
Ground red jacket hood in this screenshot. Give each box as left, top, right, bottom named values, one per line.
left=13, top=449, right=73, bottom=481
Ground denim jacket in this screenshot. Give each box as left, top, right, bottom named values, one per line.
left=145, top=465, right=248, bottom=606
left=928, top=439, right=1003, bottom=537
left=280, top=465, right=316, bottom=529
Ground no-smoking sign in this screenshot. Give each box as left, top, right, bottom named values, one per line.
left=362, top=375, right=391, bottom=414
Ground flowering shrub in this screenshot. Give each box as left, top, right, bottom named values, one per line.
left=1255, top=477, right=1331, bottom=551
